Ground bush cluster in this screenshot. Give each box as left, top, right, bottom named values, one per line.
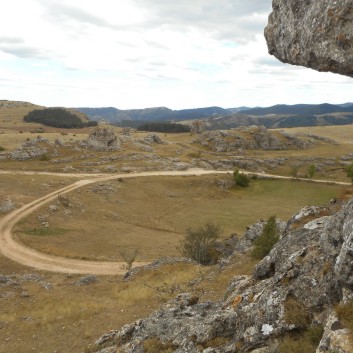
left=233, top=169, right=250, bottom=188
left=180, top=223, right=221, bottom=265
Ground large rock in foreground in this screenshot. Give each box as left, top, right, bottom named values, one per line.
left=91, top=199, right=353, bottom=353
left=265, top=0, right=353, bottom=77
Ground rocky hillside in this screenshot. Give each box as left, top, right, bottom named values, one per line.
left=192, top=126, right=336, bottom=152
left=91, top=199, right=353, bottom=353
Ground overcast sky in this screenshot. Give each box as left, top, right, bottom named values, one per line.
left=0, top=0, right=352, bottom=110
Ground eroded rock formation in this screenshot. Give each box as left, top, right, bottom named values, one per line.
left=265, top=0, right=353, bottom=77
left=86, top=127, right=119, bottom=151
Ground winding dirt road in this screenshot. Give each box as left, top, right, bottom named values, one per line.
left=0, top=169, right=349, bottom=275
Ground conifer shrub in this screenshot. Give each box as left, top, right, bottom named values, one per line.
left=251, top=215, right=279, bottom=259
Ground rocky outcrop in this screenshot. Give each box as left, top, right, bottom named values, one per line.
left=265, top=0, right=353, bottom=77
left=86, top=128, right=119, bottom=151
left=193, top=126, right=315, bottom=152
left=91, top=199, right=353, bottom=353
left=9, top=136, right=49, bottom=160
left=143, top=133, right=166, bottom=145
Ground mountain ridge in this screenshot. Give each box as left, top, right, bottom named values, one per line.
left=76, top=103, right=353, bottom=123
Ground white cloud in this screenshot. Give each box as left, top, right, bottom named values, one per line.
left=0, top=0, right=351, bottom=109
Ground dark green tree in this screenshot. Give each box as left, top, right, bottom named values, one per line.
left=251, top=215, right=279, bottom=259
left=233, top=169, right=250, bottom=188
left=180, top=223, right=221, bottom=265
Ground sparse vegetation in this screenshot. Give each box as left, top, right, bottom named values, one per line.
left=251, top=215, right=279, bottom=259
left=335, top=300, right=353, bottom=333
left=278, top=325, right=324, bottom=353
left=346, top=163, right=353, bottom=183
left=120, top=249, right=138, bottom=270
left=308, top=164, right=317, bottom=178
left=0, top=146, right=5, bottom=151
left=290, top=166, right=299, bottom=177
left=180, top=223, right=221, bottom=265
left=233, top=169, right=250, bottom=188
left=39, top=153, right=51, bottom=161
left=143, top=337, right=177, bottom=353
left=21, top=227, right=70, bottom=237
left=283, top=296, right=312, bottom=328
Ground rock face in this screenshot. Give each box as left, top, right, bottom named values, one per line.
left=265, top=0, right=353, bottom=77
left=91, top=200, right=353, bottom=353
left=193, top=126, right=317, bottom=152
left=86, top=128, right=119, bottom=151
left=9, top=136, right=49, bottom=160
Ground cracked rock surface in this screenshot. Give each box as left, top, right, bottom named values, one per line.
left=265, top=0, right=353, bottom=77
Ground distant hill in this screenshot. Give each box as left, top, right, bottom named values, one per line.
left=227, top=106, right=252, bottom=113
left=238, top=103, right=353, bottom=116
left=204, top=112, right=353, bottom=130
left=77, top=106, right=229, bottom=123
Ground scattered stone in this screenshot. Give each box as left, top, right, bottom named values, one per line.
left=49, top=205, right=58, bottom=212
left=173, top=162, right=192, bottom=171
left=143, top=133, right=166, bottom=145
left=0, top=199, right=15, bottom=213
left=75, top=275, right=99, bottom=286
left=0, top=275, right=12, bottom=285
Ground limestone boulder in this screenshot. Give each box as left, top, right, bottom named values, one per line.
left=86, top=128, right=119, bottom=151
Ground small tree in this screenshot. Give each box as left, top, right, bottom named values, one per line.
left=233, top=169, right=250, bottom=188
left=346, top=164, right=353, bottom=183
left=120, top=249, right=138, bottom=270
left=180, top=223, right=221, bottom=265
left=252, top=215, right=279, bottom=259
left=308, top=164, right=316, bottom=178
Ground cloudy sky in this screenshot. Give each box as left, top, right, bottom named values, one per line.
left=0, top=0, right=352, bottom=110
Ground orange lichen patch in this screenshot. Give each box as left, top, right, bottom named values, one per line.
left=231, top=295, right=243, bottom=310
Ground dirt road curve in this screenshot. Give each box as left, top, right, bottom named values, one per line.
left=0, top=169, right=231, bottom=275
left=0, top=169, right=349, bottom=275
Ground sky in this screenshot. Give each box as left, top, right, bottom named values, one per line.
left=0, top=0, right=352, bottom=110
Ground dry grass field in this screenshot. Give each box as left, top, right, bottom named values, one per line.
left=14, top=175, right=343, bottom=261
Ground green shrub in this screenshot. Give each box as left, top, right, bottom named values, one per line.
left=180, top=223, right=221, bottom=265
left=251, top=215, right=279, bottom=259
left=308, top=164, right=317, bottom=178
left=0, top=146, right=5, bottom=151
left=233, top=169, right=250, bottom=188
left=39, top=154, right=51, bottom=161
